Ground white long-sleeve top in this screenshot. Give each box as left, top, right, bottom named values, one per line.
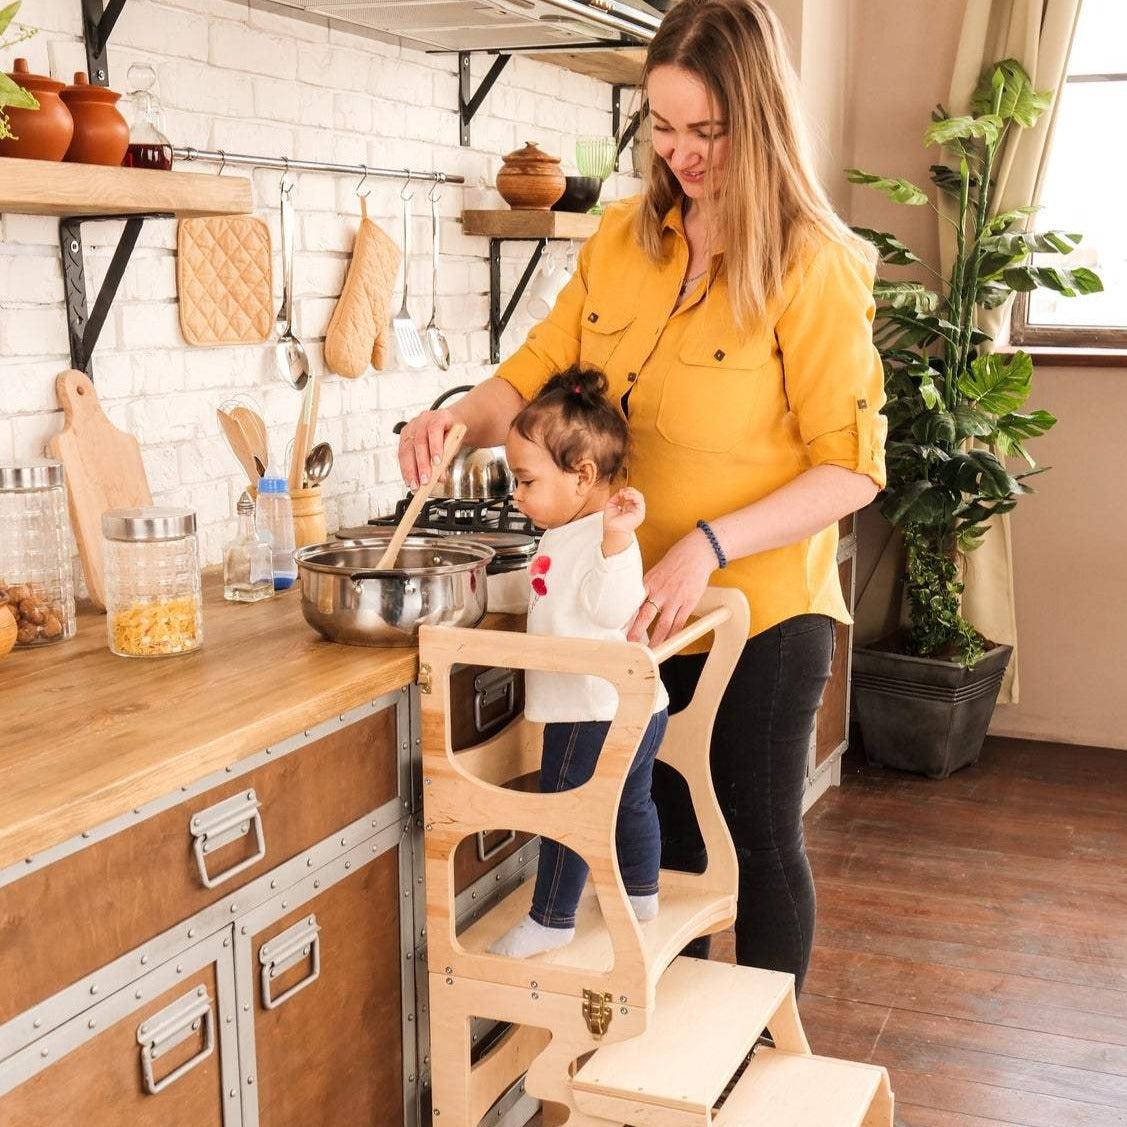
left=524, top=512, right=670, bottom=723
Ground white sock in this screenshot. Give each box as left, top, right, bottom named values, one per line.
left=630, top=893, right=659, bottom=921
left=488, top=915, right=575, bottom=958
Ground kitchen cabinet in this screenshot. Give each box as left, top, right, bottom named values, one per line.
left=236, top=833, right=410, bottom=1127
left=0, top=580, right=422, bottom=1126
left=0, top=930, right=240, bottom=1126
left=805, top=513, right=859, bottom=809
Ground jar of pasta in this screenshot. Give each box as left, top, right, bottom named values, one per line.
left=102, top=507, right=203, bottom=657
left=0, top=459, right=77, bottom=647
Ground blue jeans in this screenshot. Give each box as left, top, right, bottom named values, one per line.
left=530, top=710, right=668, bottom=929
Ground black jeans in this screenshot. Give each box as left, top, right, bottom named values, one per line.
left=654, top=613, right=834, bottom=994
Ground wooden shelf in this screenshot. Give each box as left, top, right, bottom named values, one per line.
left=0, top=156, right=251, bottom=218
left=463, top=208, right=600, bottom=240
left=529, top=47, right=646, bottom=86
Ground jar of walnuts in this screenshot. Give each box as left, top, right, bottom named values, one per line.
left=0, top=460, right=77, bottom=647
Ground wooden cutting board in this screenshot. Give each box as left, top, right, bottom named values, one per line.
left=47, top=369, right=152, bottom=611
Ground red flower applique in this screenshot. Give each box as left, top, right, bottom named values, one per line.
left=530, top=555, right=551, bottom=601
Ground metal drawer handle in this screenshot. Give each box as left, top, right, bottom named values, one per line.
left=474, top=667, right=517, bottom=736
left=137, top=987, right=215, bottom=1095
left=190, top=789, right=267, bottom=890
left=477, top=829, right=517, bottom=862
left=260, top=915, right=321, bottom=1010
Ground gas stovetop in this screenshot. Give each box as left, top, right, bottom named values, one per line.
left=365, top=496, right=539, bottom=537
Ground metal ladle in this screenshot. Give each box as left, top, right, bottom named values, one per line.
left=425, top=184, right=451, bottom=370
left=275, top=174, right=310, bottom=390
left=303, top=442, right=333, bottom=486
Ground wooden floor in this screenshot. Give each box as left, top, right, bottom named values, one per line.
left=527, top=734, right=1126, bottom=1126
left=711, top=734, right=1127, bottom=1127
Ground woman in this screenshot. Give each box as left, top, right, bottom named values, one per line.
left=397, top=0, right=886, bottom=992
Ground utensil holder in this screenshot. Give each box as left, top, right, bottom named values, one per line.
left=291, top=486, right=327, bottom=549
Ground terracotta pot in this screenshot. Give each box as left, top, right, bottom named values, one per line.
left=0, top=59, right=73, bottom=162
left=60, top=71, right=129, bottom=166
left=496, top=141, right=566, bottom=211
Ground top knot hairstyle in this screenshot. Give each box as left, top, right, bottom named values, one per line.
left=512, top=366, right=629, bottom=483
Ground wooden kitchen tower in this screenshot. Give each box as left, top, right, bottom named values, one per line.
left=419, top=588, right=894, bottom=1126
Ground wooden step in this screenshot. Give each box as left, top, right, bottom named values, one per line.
left=571, top=956, right=796, bottom=1125
left=458, top=869, right=734, bottom=977
left=713, top=1048, right=891, bottom=1127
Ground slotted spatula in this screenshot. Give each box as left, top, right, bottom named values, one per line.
left=391, top=188, right=428, bottom=370
left=375, top=424, right=466, bottom=570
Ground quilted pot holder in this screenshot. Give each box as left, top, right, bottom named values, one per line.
left=178, top=215, right=274, bottom=346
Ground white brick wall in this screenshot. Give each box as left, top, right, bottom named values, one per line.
left=1, top=0, right=640, bottom=583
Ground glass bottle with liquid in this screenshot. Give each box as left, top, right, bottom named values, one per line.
left=223, top=491, right=274, bottom=602
left=121, top=63, right=172, bottom=171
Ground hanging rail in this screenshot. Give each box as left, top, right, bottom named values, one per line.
left=172, top=147, right=465, bottom=186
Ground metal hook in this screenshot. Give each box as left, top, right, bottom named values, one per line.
left=356, top=166, right=371, bottom=198
left=216, top=150, right=227, bottom=177
left=280, top=157, right=293, bottom=195
left=427, top=178, right=443, bottom=204
left=399, top=171, right=414, bottom=201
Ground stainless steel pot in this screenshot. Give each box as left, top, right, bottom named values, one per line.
left=294, top=536, right=494, bottom=647
left=395, top=385, right=514, bottom=501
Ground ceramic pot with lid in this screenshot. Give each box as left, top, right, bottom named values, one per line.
left=60, top=72, right=129, bottom=166
left=496, top=141, right=566, bottom=211
left=0, top=59, right=73, bottom=161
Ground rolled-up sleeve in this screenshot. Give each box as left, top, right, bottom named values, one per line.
left=776, top=239, right=887, bottom=489
left=493, top=229, right=596, bottom=401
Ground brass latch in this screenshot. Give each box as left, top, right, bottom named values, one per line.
left=418, top=662, right=432, bottom=694
left=582, top=988, right=613, bottom=1038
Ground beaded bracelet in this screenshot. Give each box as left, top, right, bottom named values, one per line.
left=696, top=519, right=728, bottom=569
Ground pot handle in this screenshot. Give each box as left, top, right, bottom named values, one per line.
left=392, top=384, right=475, bottom=435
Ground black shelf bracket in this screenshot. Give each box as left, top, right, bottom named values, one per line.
left=459, top=52, right=512, bottom=147
left=59, top=213, right=167, bottom=379
left=612, top=84, right=643, bottom=166
left=488, top=237, right=547, bottom=364
left=82, top=0, right=128, bottom=86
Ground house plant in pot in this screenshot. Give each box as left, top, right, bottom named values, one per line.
left=846, top=59, right=1102, bottom=778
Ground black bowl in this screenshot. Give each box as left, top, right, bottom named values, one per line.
left=551, top=175, right=602, bottom=213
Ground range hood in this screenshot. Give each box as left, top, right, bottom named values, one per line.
left=268, top=0, right=662, bottom=53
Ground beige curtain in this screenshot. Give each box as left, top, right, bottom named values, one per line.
left=939, top=0, right=1082, bottom=701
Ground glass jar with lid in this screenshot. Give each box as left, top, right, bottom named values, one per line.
left=0, top=459, right=77, bottom=647
left=102, top=507, right=203, bottom=657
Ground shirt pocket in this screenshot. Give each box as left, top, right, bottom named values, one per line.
left=579, top=300, right=636, bottom=370
left=656, top=331, right=775, bottom=453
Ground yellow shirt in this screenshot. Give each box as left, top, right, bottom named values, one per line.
left=495, top=197, right=887, bottom=638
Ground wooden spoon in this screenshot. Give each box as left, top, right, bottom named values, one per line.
left=231, top=406, right=269, bottom=470
left=217, top=408, right=260, bottom=486
left=375, top=424, right=466, bottom=571
left=288, top=373, right=319, bottom=492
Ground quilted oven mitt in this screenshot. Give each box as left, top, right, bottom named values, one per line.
left=324, top=201, right=402, bottom=377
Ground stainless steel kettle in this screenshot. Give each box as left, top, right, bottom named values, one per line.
left=395, top=385, right=514, bottom=501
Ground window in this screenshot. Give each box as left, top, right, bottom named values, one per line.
left=1010, top=0, right=1127, bottom=349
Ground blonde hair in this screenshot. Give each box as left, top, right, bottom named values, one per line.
left=637, top=0, right=871, bottom=328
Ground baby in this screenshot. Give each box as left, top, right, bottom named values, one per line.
left=489, top=365, right=670, bottom=959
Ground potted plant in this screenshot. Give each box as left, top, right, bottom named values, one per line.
left=845, top=59, right=1102, bottom=778
left=0, top=3, right=39, bottom=141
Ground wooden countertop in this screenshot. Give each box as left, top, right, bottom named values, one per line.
left=0, top=572, right=420, bottom=872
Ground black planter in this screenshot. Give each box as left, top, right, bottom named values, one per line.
left=851, top=642, right=1013, bottom=779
